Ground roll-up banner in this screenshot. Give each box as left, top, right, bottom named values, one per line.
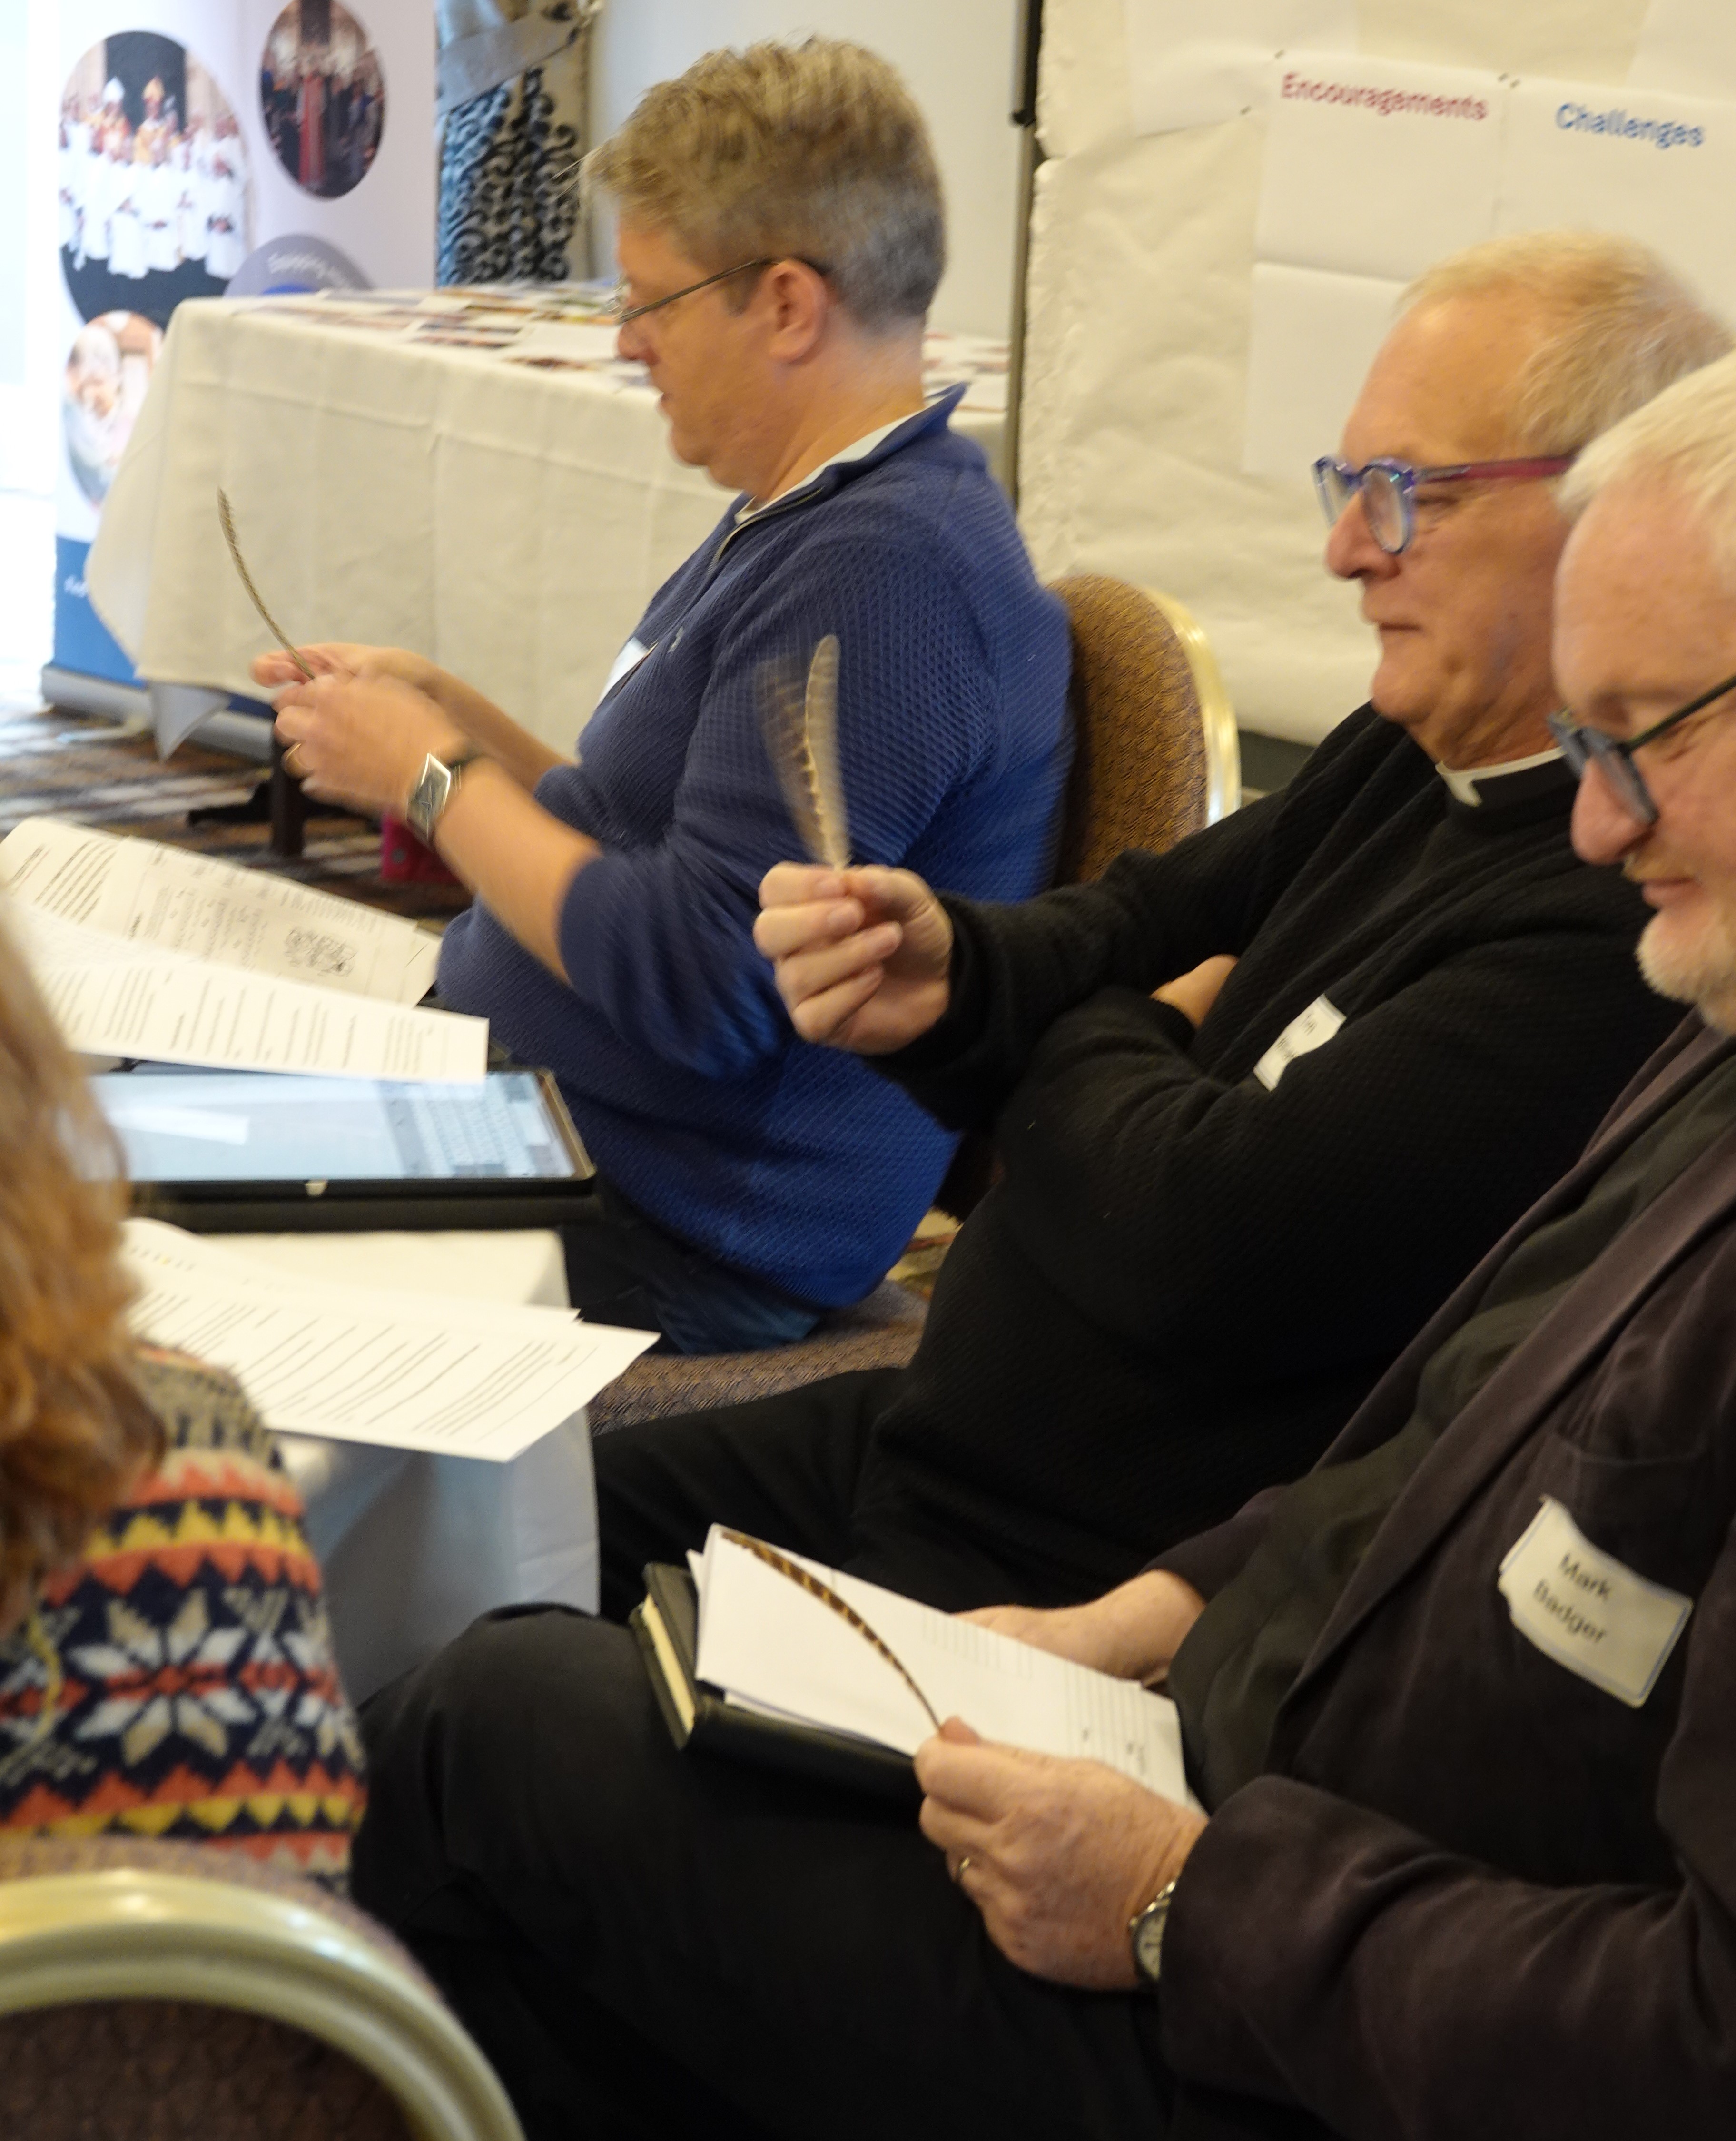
left=50, top=0, right=433, bottom=719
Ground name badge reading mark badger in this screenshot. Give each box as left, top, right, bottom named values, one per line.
left=1253, top=996, right=1344, bottom=1091
left=1498, top=1496, right=1692, bottom=1707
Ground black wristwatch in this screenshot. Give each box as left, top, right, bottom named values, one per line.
left=1129, top=1877, right=1179, bottom=1989
left=404, top=748, right=483, bottom=845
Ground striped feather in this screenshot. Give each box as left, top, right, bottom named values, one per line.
left=720, top=1528, right=940, bottom=1731
left=760, top=635, right=849, bottom=869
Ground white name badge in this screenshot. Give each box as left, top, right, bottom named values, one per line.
left=1498, top=1496, right=1693, bottom=1708
left=597, top=634, right=651, bottom=705
left=1253, top=996, right=1345, bottom=1091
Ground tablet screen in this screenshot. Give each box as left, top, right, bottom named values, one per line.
left=93, top=1070, right=582, bottom=1184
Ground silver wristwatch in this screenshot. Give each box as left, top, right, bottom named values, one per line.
left=404, top=749, right=481, bottom=845
left=1129, top=1877, right=1179, bottom=1989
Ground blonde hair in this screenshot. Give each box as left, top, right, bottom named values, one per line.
left=0, top=910, right=159, bottom=1614
left=585, top=39, right=945, bottom=331
left=1560, top=349, right=1736, bottom=579
left=1401, top=231, right=1731, bottom=454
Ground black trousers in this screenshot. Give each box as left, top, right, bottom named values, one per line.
left=353, top=1604, right=1176, bottom=2141
left=593, top=1369, right=1101, bottom=1625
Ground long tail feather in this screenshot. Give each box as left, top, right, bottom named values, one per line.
left=217, top=490, right=315, bottom=680
left=720, top=1528, right=940, bottom=1732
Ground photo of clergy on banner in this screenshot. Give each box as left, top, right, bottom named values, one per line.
left=59, top=30, right=251, bottom=330
left=259, top=0, right=386, bottom=201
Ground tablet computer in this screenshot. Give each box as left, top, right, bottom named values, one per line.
left=92, top=1066, right=596, bottom=1233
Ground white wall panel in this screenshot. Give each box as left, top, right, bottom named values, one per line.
left=1021, top=0, right=1669, bottom=743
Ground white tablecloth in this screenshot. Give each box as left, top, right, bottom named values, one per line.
left=86, top=287, right=1009, bottom=756
left=235, top=1227, right=598, bottom=1705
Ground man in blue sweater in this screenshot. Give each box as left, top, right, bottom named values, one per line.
left=259, top=40, right=1072, bottom=1351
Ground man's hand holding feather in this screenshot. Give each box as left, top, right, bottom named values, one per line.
left=756, top=863, right=954, bottom=1053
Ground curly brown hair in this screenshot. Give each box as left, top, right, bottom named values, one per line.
left=0, top=911, right=160, bottom=1626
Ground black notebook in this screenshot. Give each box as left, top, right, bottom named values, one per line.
left=631, top=1561, right=919, bottom=1802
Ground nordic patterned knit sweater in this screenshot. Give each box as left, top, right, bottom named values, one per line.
left=0, top=1347, right=365, bottom=1887
left=850, top=707, right=1681, bottom=1598
left=436, top=389, right=1072, bottom=1308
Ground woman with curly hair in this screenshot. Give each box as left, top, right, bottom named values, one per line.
left=0, top=913, right=366, bottom=1885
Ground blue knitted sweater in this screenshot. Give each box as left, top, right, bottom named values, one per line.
left=437, top=392, right=1072, bottom=1304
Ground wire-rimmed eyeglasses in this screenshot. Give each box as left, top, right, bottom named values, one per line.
left=606, top=256, right=832, bottom=328
left=1312, top=454, right=1576, bottom=555
left=1547, top=670, right=1736, bottom=827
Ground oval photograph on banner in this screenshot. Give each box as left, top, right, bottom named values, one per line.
left=59, top=32, right=252, bottom=328
left=260, top=1, right=387, bottom=201
left=63, top=312, right=163, bottom=508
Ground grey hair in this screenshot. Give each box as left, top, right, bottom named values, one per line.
left=1560, top=349, right=1736, bottom=579
left=584, top=38, right=945, bottom=333
left=1401, top=230, right=1731, bottom=454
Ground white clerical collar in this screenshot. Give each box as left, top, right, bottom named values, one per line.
left=1436, top=745, right=1564, bottom=808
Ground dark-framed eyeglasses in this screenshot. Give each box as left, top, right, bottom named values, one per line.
left=606, top=256, right=832, bottom=328
left=1312, top=454, right=1577, bottom=555
left=1547, top=670, right=1736, bottom=827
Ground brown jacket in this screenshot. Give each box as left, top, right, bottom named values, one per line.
left=1157, top=1017, right=1736, bottom=2141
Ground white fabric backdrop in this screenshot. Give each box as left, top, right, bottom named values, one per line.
left=1019, top=0, right=1664, bottom=745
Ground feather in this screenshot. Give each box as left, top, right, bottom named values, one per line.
left=761, top=634, right=849, bottom=869
left=217, top=490, right=315, bottom=681
left=719, top=1528, right=941, bottom=1732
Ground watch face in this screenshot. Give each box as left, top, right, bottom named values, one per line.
left=407, top=758, right=452, bottom=840
left=1132, top=1898, right=1170, bottom=1984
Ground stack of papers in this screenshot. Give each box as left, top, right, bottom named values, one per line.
left=123, top=1218, right=655, bottom=1460
left=0, top=819, right=486, bottom=1080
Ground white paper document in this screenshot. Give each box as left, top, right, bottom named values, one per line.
left=1123, top=0, right=1358, bottom=138
left=10, top=902, right=486, bottom=1082
left=1629, top=0, right=1736, bottom=102
left=122, top=1219, right=656, bottom=1460
left=0, top=818, right=441, bottom=1004
left=692, top=1529, right=1200, bottom=1806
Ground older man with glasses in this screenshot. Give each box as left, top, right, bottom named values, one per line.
left=358, top=344, right=1736, bottom=2141
left=252, top=39, right=1073, bottom=1353
left=553, top=232, right=1722, bottom=1635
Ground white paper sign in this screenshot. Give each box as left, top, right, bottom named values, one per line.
left=1496, top=79, right=1736, bottom=326
left=1243, top=262, right=1405, bottom=483
left=1629, top=0, right=1736, bottom=102
left=1123, top=0, right=1359, bottom=138
left=1257, top=55, right=1509, bottom=285
left=1498, top=1496, right=1692, bottom=1708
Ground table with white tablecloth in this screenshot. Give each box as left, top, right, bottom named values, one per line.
left=85, top=286, right=1010, bottom=755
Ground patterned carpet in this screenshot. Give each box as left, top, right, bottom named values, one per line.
left=0, top=702, right=473, bottom=923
